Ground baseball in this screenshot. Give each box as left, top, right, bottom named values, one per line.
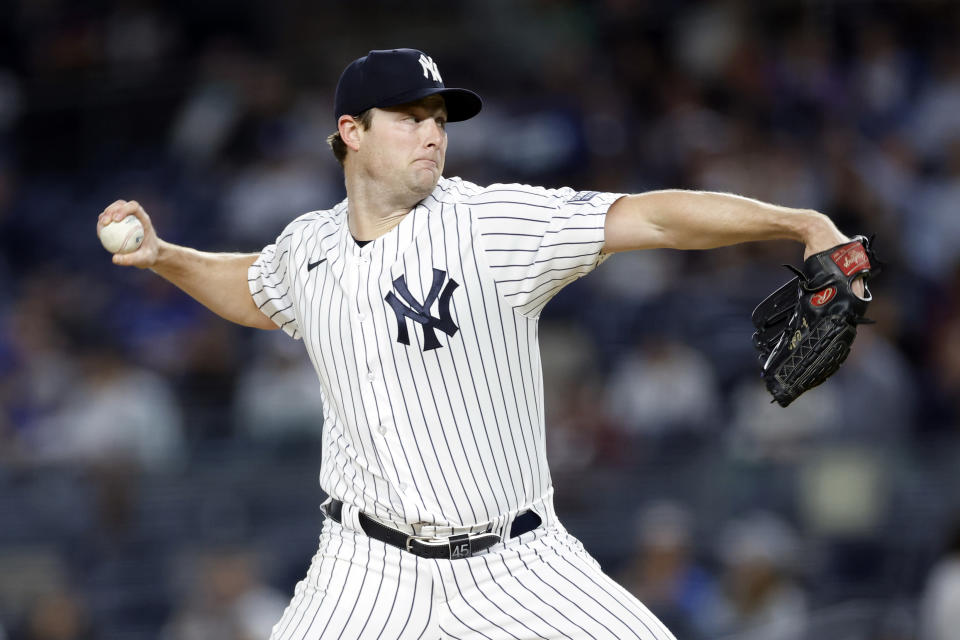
left=99, top=215, right=144, bottom=254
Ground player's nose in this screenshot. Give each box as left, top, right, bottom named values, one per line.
left=421, top=119, right=444, bottom=148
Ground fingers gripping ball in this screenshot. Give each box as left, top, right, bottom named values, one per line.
left=99, top=215, right=144, bottom=254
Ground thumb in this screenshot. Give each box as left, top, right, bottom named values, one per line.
left=112, top=251, right=143, bottom=268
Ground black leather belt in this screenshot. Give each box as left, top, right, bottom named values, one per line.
left=324, top=499, right=542, bottom=559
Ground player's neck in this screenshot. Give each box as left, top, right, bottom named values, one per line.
left=344, top=173, right=429, bottom=242
left=347, top=205, right=409, bottom=241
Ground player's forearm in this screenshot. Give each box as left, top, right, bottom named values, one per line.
left=152, top=241, right=277, bottom=330
left=97, top=199, right=276, bottom=330
left=604, top=190, right=838, bottom=254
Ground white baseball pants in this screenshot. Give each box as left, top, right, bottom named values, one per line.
left=268, top=515, right=676, bottom=640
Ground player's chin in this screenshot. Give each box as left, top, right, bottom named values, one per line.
left=409, top=169, right=441, bottom=194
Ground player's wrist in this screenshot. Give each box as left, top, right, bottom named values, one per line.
left=149, top=238, right=181, bottom=273
left=797, top=210, right=843, bottom=254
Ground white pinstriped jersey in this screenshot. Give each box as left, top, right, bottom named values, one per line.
left=249, top=177, right=624, bottom=529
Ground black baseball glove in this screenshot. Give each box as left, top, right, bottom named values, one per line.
left=751, top=235, right=880, bottom=407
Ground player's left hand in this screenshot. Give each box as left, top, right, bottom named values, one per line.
left=802, top=214, right=866, bottom=297
left=752, top=234, right=880, bottom=407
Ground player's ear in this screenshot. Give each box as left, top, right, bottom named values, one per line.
left=339, top=114, right=363, bottom=153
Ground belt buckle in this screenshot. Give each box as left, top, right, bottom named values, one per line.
left=405, top=534, right=472, bottom=558
left=404, top=534, right=439, bottom=554
left=406, top=532, right=501, bottom=559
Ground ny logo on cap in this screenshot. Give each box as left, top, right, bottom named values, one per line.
left=385, top=268, right=459, bottom=351
left=418, top=54, right=442, bottom=83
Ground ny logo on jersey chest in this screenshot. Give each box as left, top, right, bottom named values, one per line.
left=385, top=268, right=459, bottom=351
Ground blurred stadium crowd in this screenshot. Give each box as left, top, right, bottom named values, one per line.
left=1, top=0, right=960, bottom=639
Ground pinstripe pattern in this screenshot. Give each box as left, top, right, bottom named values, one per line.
left=270, top=518, right=674, bottom=640
left=250, top=177, right=674, bottom=639
left=270, top=519, right=438, bottom=640
left=248, top=178, right=621, bottom=528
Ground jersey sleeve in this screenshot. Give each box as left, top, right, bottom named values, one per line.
left=248, top=232, right=301, bottom=339
left=471, top=184, right=625, bottom=316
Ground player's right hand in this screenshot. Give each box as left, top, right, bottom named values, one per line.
left=97, top=200, right=160, bottom=269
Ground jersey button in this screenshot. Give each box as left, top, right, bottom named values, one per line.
left=398, top=483, right=408, bottom=492
left=377, top=425, right=387, bottom=436
left=357, top=312, right=366, bottom=322
left=367, top=372, right=376, bottom=382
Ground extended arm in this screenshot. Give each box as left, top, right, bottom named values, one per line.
left=603, top=190, right=848, bottom=259
left=97, top=200, right=278, bottom=330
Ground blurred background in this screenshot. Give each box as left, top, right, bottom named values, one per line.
left=0, top=0, right=959, bottom=638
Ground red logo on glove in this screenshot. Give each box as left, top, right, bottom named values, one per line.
left=831, top=243, right=870, bottom=277
left=811, top=287, right=836, bottom=307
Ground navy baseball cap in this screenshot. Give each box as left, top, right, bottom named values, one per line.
left=334, top=48, right=482, bottom=122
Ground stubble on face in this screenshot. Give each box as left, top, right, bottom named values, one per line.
left=358, top=96, right=449, bottom=205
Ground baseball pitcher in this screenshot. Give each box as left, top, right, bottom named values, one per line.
left=97, top=48, right=875, bottom=639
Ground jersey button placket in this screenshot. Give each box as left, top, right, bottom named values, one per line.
left=354, top=249, right=394, bottom=449
left=350, top=252, right=379, bottom=425
left=356, top=255, right=384, bottom=399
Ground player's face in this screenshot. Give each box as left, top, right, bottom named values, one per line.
left=357, top=96, right=448, bottom=200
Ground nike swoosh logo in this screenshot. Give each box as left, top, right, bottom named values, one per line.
left=307, top=258, right=326, bottom=271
